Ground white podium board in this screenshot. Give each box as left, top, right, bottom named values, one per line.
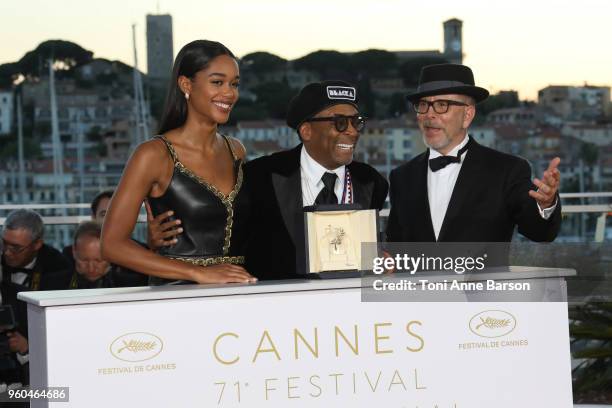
left=19, top=267, right=575, bottom=407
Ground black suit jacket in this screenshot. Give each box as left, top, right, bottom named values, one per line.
left=386, top=138, right=561, bottom=242
left=1, top=244, right=72, bottom=337
left=243, top=145, right=388, bottom=280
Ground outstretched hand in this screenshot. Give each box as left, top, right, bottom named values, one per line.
left=529, top=157, right=560, bottom=209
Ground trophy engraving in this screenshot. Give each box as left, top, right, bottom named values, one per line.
left=305, top=208, right=378, bottom=274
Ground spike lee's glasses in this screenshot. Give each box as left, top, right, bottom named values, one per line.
left=305, top=115, right=366, bottom=132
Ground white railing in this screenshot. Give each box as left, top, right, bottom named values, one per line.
left=0, top=203, right=147, bottom=225
left=379, top=192, right=612, bottom=242
left=1, top=193, right=611, bottom=241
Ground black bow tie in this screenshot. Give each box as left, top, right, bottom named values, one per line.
left=429, top=140, right=470, bottom=172
left=8, top=267, right=33, bottom=275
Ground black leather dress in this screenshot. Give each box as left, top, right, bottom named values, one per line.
left=147, top=135, right=248, bottom=284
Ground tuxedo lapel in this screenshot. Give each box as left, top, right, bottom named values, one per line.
left=271, top=146, right=303, bottom=247
left=437, top=139, right=483, bottom=241
left=416, top=153, right=437, bottom=241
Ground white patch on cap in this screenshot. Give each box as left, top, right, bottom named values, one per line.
left=326, top=86, right=356, bottom=101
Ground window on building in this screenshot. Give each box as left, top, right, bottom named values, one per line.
left=403, top=140, right=412, bottom=148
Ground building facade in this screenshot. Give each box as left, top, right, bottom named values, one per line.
left=146, top=14, right=174, bottom=81
left=538, top=85, right=611, bottom=120
left=0, top=90, right=13, bottom=135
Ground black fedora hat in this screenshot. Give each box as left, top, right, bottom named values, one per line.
left=406, top=63, right=489, bottom=103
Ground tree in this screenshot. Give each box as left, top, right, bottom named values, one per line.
left=579, top=142, right=600, bottom=191
left=478, top=91, right=520, bottom=117
left=388, top=92, right=410, bottom=117
left=86, top=126, right=103, bottom=142
left=570, top=302, right=612, bottom=404
left=241, top=52, right=287, bottom=75
left=293, top=50, right=352, bottom=79
left=0, top=137, right=43, bottom=160
left=350, top=49, right=398, bottom=76
left=580, top=142, right=599, bottom=166
left=398, top=56, right=449, bottom=88
left=252, top=81, right=295, bottom=119
left=17, top=40, right=94, bottom=79
left=229, top=100, right=268, bottom=124
left=0, top=62, right=20, bottom=87
left=356, top=79, right=376, bottom=118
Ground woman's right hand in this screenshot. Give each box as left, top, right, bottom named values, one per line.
left=190, top=264, right=257, bottom=284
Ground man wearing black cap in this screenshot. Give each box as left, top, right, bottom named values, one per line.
left=243, top=80, right=388, bottom=279
left=386, top=64, right=561, bottom=242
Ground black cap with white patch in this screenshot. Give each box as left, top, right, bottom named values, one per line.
left=286, top=80, right=359, bottom=130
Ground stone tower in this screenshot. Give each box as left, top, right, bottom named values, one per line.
left=146, top=14, right=174, bottom=81
left=443, top=18, right=463, bottom=64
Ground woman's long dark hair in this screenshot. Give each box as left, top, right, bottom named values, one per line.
left=157, top=40, right=237, bottom=134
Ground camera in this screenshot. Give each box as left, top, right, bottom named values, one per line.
left=0, top=305, right=16, bottom=355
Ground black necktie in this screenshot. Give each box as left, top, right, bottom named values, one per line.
left=429, top=141, right=470, bottom=172
left=315, top=172, right=338, bottom=205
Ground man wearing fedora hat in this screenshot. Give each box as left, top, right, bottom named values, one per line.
left=243, top=80, right=388, bottom=279
left=386, top=64, right=561, bottom=242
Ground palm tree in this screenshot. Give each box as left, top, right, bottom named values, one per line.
left=570, top=302, right=612, bottom=403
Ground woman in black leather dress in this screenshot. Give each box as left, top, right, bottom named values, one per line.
left=101, top=40, right=256, bottom=284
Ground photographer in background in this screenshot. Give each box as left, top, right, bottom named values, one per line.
left=69, top=221, right=147, bottom=289
left=0, top=304, right=24, bottom=400
left=62, top=189, right=114, bottom=269
left=0, top=209, right=72, bottom=386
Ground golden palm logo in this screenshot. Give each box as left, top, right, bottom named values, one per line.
left=117, top=340, right=157, bottom=354
left=475, top=317, right=511, bottom=330
left=469, top=310, right=516, bottom=338
left=110, top=332, right=164, bottom=362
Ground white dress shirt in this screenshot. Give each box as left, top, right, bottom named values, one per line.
left=427, top=135, right=556, bottom=240
left=427, top=135, right=470, bottom=239
left=300, top=146, right=348, bottom=206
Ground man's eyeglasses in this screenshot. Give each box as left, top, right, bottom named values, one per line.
left=413, top=99, right=469, bottom=114
left=75, top=257, right=109, bottom=269
left=1, top=239, right=34, bottom=255
left=305, top=115, right=366, bottom=132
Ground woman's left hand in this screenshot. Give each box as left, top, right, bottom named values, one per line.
left=145, top=201, right=183, bottom=250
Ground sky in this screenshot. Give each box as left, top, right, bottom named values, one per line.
left=1, top=0, right=611, bottom=100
